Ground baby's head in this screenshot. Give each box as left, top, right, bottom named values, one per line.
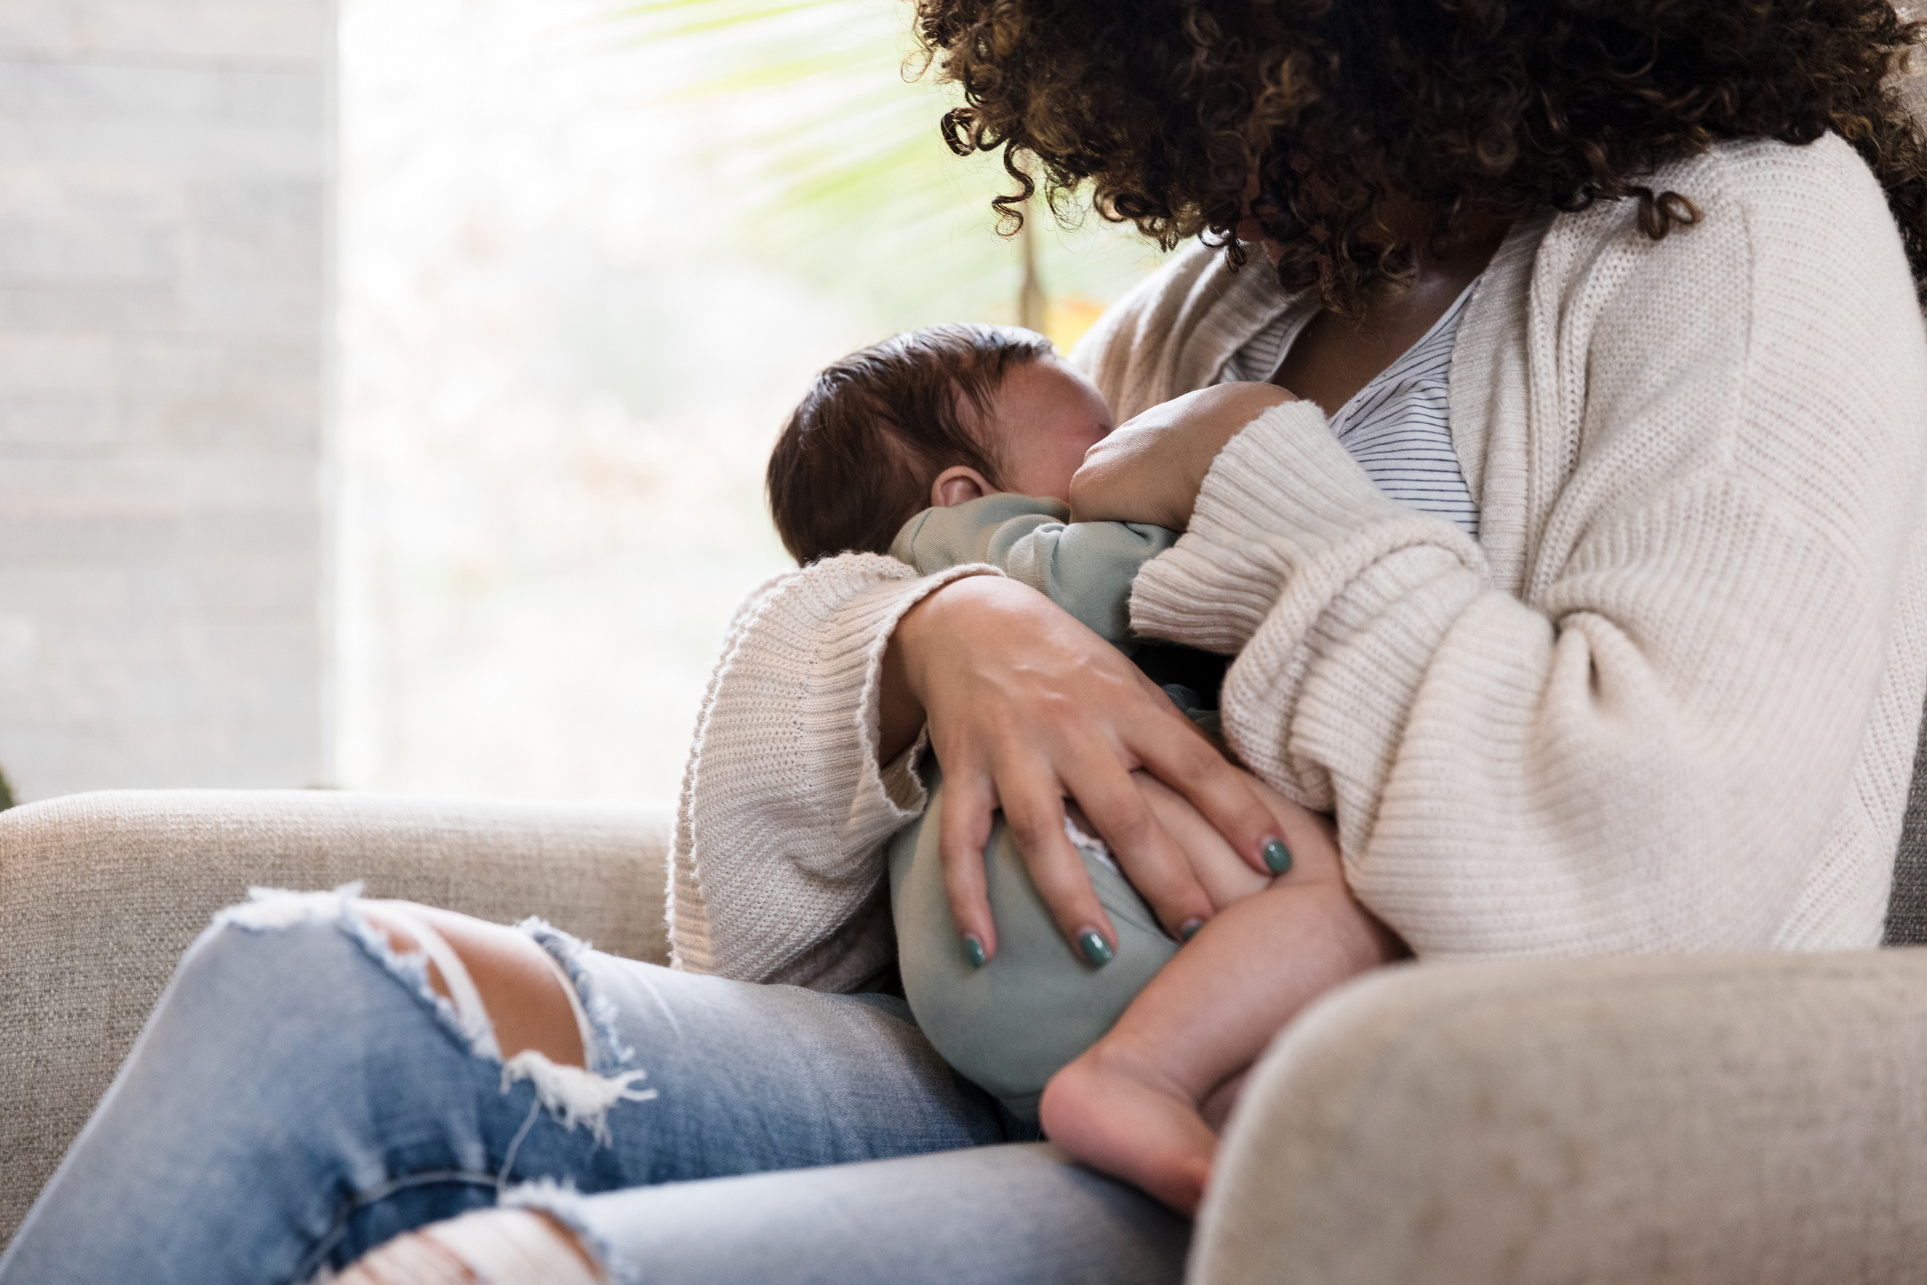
left=768, top=323, right=1114, bottom=564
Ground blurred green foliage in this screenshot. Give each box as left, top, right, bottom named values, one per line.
left=611, top=0, right=1165, bottom=336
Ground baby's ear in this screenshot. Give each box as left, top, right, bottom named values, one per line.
left=930, top=466, right=992, bottom=508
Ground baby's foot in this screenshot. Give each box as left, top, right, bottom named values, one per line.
left=1040, top=1041, right=1218, bottom=1217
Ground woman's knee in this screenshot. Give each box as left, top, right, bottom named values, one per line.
left=195, top=889, right=589, bottom=1074
left=358, top=901, right=586, bottom=1068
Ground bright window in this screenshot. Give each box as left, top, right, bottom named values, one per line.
left=336, top=0, right=1163, bottom=799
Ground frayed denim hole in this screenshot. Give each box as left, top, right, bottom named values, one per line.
left=217, top=885, right=496, bottom=1061
left=294, top=1168, right=500, bottom=1283
left=337, top=898, right=499, bottom=1058
left=506, top=919, right=657, bottom=1143
left=516, top=917, right=635, bottom=1074
left=216, top=881, right=366, bottom=932
left=501, top=1178, right=631, bottom=1285
left=498, top=1053, right=655, bottom=1148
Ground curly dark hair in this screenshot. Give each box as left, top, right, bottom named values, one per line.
left=915, top=0, right=1927, bottom=312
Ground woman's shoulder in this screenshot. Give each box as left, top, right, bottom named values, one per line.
left=1556, top=133, right=1907, bottom=286
left=1068, top=239, right=1231, bottom=350
left=1703, top=130, right=1880, bottom=184
left=1522, top=130, right=1926, bottom=505
left=1687, top=133, right=1899, bottom=249
left=1070, top=240, right=1293, bottom=419
left=1529, top=131, right=1919, bottom=374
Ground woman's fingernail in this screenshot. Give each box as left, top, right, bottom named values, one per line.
left=1178, top=918, right=1205, bottom=942
left=962, top=934, right=987, bottom=969
left=1077, top=929, right=1115, bottom=967
left=1262, top=837, right=1293, bottom=875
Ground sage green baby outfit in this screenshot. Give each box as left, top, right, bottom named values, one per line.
left=886, top=494, right=1196, bottom=1122
left=888, top=493, right=1177, bottom=648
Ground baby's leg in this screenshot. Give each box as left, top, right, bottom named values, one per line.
left=1039, top=878, right=1398, bottom=1215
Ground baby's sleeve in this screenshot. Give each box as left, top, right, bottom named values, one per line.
left=890, top=494, right=1177, bottom=645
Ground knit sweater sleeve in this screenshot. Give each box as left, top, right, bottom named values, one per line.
left=1131, top=138, right=1927, bottom=957
left=668, top=552, right=999, bottom=989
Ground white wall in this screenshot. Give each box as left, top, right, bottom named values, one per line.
left=0, top=0, right=333, bottom=800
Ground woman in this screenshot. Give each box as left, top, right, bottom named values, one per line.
left=5, top=2, right=1924, bottom=1282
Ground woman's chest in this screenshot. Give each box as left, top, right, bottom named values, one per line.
left=1235, top=278, right=1485, bottom=539
left=1275, top=261, right=1495, bottom=412
left=1275, top=308, right=1434, bottom=414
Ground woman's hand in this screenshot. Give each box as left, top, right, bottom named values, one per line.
left=1069, top=382, right=1297, bottom=529
left=881, top=574, right=1293, bottom=961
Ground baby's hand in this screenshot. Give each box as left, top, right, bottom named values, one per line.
left=1069, top=382, right=1296, bottom=529
left=1130, top=768, right=1339, bottom=916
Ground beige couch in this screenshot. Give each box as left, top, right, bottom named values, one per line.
left=5, top=786, right=1927, bottom=1282
left=0, top=790, right=672, bottom=1244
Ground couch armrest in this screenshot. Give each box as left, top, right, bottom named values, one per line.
left=0, top=788, right=671, bottom=1244
left=1193, top=950, right=1927, bottom=1285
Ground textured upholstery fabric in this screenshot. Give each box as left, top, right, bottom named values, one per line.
left=1192, top=950, right=1927, bottom=1285
left=0, top=789, right=671, bottom=1243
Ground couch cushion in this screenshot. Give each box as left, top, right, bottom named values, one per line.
left=0, top=789, right=671, bottom=1246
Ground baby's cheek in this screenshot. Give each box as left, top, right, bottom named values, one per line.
left=1007, top=449, right=1080, bottom=505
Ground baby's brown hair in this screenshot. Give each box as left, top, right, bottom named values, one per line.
left=768, top=323, right=1057, bottom=565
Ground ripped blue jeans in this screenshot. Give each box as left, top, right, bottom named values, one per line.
left=0, top=889, right=1187, bottom=1285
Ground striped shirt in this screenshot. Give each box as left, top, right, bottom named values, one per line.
left=1217, top=280, right=1481, bottom=537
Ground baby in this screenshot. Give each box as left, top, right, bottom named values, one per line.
left=766, top=322, right=1393, bottom=1214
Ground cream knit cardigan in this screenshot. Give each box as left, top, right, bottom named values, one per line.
left=670, top=135, right=1927, bottom=990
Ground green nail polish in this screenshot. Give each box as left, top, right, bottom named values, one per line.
left=1077, top=930, right=1115, bottom=967
left=1178, top=918, right=1205, bottom=943
left=962, top=935, right=987, bottom=969
left=1263, top=838, right=1293, bottom=875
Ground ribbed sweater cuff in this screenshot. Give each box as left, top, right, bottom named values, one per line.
left=670, top=555, right=1002, bottom=987
left=857, top=564, right=1004, bottom=821
left=1131, top=400, right=1429, bottom=652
